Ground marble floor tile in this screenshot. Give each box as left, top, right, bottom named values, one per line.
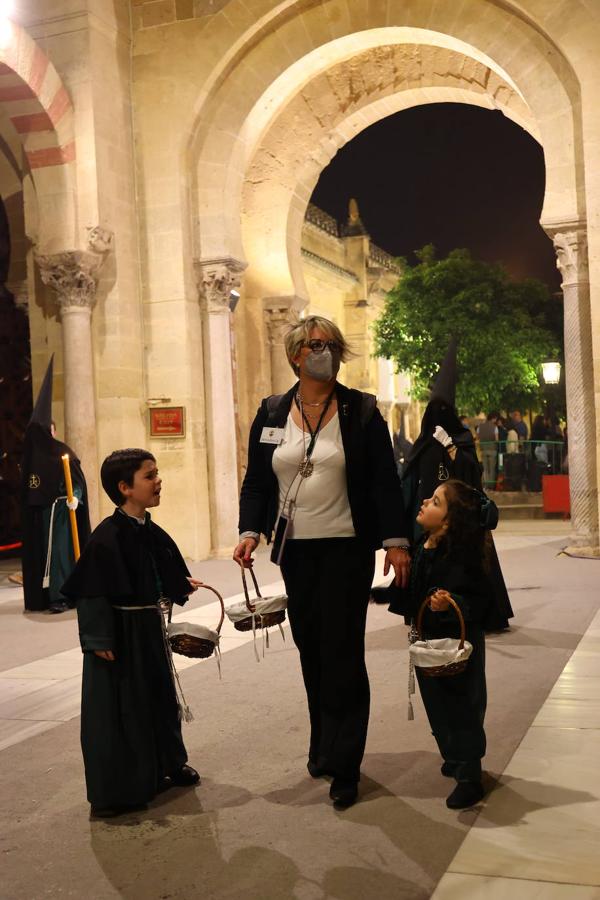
left=448, top=727, right=600, bottom=884
left=547, top=673, right=600, bottom=701
left=532, top=697, right=600, bottom=728
left=433, top=873, right=600, bottom=899
left=0, top=675, right=81, bottom=722
left=0, top=718, right=59, bottom=752
left=563, top=651, right=600, bottom=678
left=0, top=677, right=57, bottom=703
left=3, top=655, right=82, bottom=681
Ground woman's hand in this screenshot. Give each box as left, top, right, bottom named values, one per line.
left=94, top=650, right=115, bottom=661
left=384, top=547, right=411, bottom=588
left=233, top=537, right=258, bottom=568
left=429, top=589, right=452, bottom=612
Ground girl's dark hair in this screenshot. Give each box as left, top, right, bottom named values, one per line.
left=100, top=448, right=155, bottom=506
left=439, top=479, right=492, bottom=572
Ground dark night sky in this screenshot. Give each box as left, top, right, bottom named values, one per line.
left=310, top=103, right=561, bottom=292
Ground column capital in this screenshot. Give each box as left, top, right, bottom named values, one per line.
left=543, top=220, right=588, bottom=287
left=262, top=296, right=300, bottom=346
left=35, top=227, right=114, bottom=311
left=195, top=256, right=247, bottom=313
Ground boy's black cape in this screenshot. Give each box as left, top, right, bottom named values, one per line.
left=62, top=510, right=192, bottom=810
left=62, top=508, right=192, bottom=605
left=21, top=357, right=91, bottom=611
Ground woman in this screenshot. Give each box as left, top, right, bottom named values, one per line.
left=233, top=316, right=410, bottom=809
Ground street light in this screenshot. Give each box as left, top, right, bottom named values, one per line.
left=542, top=361, right=561, bottom=384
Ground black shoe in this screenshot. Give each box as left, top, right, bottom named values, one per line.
left=168, top=764, right=200, bottom=787
left=446, top=781, right=484, bottom=809
left=307, top=760, right=328, bottom=779
left=49, top=602, right=69, bottom=614
left=441, top=761, right=456, bottom=778
left=329, top=779, right=358, bottom=809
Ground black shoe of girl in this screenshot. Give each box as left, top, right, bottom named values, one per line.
left=446, top=781, right=484, bottom=809
left=169, top=764, right=200, bottom=787
left=307, top=760, right=331, bottom=778
left=441, top=761, right=456, bottom=777
left=329, top=779, right=358, bottom=809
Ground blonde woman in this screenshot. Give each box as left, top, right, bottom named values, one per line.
left=233, top=316, right=410, bottom=809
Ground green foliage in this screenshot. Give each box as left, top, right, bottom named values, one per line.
left=373, top=246, right=563, bottom=415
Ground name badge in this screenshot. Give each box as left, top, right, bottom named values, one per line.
left=260, top=426, right=285, bottom=445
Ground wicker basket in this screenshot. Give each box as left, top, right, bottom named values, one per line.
left=411, top=594, right=472, bottom=677
left=167, top=584, right=225, bottom=659
left=232, top=567, right=286, bottom=632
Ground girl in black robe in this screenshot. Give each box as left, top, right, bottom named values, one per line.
left=62, top=449, right=200, bottom=817
left=390, top=479, right=495, bottom=809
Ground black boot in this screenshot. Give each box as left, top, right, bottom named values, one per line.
left=446, top=781, right=484, bottom=809
left=329, top=779, right=358, bottom=810
left=168, top=765, right=200, bottom=787
left=440, top=761, right=456, bottom=778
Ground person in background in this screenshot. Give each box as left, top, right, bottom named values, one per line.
left=477, top=413, right=499, bottom=489
left=509, top=410, right=528, bottom=442
left=21, top=357, right=91, bottom=614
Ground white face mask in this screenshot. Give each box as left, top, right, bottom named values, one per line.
left=303, top=346, right=340, bottom=382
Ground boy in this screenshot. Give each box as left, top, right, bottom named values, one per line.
left=62, top=449, right=201, bottom=817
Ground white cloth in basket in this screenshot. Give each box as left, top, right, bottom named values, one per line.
left=225, top=594, right=287, bottom=622
left=167, top=622, right=220, bottom=645
left=409, top=637, right=473, bottom=669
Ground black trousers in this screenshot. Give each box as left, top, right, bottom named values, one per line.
left=280, top=537, right=375, bottom=783
left=416, top=628, right=487, bottom=783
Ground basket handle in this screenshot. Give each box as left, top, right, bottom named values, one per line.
left=197, top=583, right=225, bottom=634
left=241, top=566, right=262, bottom=613
left=164, top=585, right=225, bottom=634
left=416, top=592, right=465, bottom=650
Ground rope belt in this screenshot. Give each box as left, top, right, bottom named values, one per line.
left=112, top=602, right=194, bottom=723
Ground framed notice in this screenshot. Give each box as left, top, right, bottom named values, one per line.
left=149, top=406, right=186, bottom=438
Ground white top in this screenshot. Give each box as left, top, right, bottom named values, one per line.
left=272, top=413, right=355, bottom=539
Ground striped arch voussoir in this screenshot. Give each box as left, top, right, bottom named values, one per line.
left=0, top=24, right=75, bottom=170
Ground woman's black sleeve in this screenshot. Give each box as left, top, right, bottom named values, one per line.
left=238, top=401, right=269, bottom=535
left=365, top=406, right=409, bottom=542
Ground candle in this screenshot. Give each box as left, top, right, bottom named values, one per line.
left=61, top=454, right=81, bottom=561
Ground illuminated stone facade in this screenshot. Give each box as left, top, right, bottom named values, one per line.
left=1, top=1, right=599, bottom=555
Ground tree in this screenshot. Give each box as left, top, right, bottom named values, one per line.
left=373, top=245, right=563, bottom=415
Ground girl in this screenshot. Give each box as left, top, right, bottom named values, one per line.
left=391, top=479, right=497, bottom=809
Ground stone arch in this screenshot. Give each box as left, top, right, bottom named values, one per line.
left=188, top=3, right=584, bottom=280
left=240, top=43, right=539, bottom=302
left=0, top=19, right=76, bottom=252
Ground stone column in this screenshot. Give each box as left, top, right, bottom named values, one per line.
left=263, top=297, right=297, bottom=394
left=545, top=222, right=598, bottom=546
left=35, top=229, right=113, bottom=526
left=196, top=256, right=246, bottom=556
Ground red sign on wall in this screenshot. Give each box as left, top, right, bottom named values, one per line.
left=149, top=406, right=186, bottom=438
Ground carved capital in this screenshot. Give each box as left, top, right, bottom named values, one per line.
left=35, top=227, right=114, bottom=311
left=195, top=256, right=247, bottom=314
left=544, top=222, right=588, bottom=287
left=263, top=296, right=304, bottom=346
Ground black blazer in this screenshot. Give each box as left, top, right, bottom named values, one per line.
left=238, top=382, right=408, bottom=550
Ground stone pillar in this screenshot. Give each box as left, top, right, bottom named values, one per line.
left=196, top=256, right=246, bottom=556
left=263, top=298, right=297, bottom=394
left=545, top=222, right=598, bottom=546
left=35, top=230, right=113, bottom=526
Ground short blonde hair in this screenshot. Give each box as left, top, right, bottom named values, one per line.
left=284, top=315, right=353, bottom=375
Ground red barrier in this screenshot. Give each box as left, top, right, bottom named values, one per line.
left=542, top=475, right=570, bottom=514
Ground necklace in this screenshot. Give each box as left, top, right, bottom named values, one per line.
left=296, top=392, right=327, bottom=407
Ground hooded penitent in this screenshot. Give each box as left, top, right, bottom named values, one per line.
left=21, top=357, right=91, bottom=611
left=399, top=337, right=514, bottom=629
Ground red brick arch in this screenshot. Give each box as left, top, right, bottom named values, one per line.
left=0, top=21, right=75, bottom=171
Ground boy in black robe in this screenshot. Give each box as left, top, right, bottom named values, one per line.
left=62, top=448, right=201, bottom=817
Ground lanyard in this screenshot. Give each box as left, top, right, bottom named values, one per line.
left=295, top=388, right=335, bottom=460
